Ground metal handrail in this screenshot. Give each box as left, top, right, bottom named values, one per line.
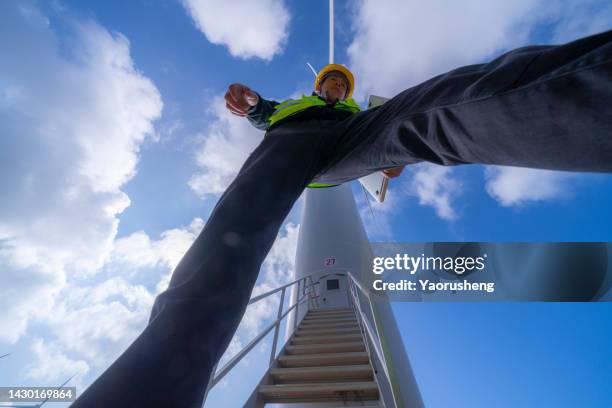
left=347, top=271, right=402, bottom=408
left=347, top=279, right=386, bottom=407
left=247, top=275, right=315, bottom=305
left=350, top=284, right=389, bottom=381
left=205, top=273, right=319, bottom=393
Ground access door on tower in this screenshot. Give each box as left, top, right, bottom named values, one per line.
left=318, top=274, right=350, bottom=309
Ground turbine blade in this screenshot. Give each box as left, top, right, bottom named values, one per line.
left=39, top=373, right=76, bottom=407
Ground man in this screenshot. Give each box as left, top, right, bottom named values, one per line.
left=72, top=30, right=612, bottom=407
left=225, top=65, right=406, bottom=180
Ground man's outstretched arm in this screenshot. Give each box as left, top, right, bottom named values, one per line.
left=224, top=83, right=278, bottom=130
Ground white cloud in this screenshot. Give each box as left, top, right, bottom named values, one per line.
left=188, top=95, right=264, bottom=196
left=0, top=3, right=162, bottom=344
left=347, top=0, right=545, bottom=100
left=0, top=259, right=63, bottom=344
left=181, top=0, right=290, bottom=60
left=40, top=277, right=155, bottom=370
left=484, top=166, right=573, bottom=206
left=14, top=276, right=154, bottom=386
left=26, top=338, right=89, bottom=386
left=408, top=164, right=461, bottom=220
left=347, top=0, right=612, bottom=99
left=112, top=218, right=204, bottom=272
left=21, top=217, right=203, bottom=385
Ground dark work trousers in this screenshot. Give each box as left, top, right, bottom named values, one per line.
left=72, top=30, right=612, bottom=407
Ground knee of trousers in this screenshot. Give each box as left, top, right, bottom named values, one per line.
left=259, top=122, right=334, bottom=187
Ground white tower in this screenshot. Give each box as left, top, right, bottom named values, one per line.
left=282, top=184, right=423, bottom=407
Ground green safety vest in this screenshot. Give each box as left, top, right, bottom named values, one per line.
left=268, top=95, right=361, bottom=188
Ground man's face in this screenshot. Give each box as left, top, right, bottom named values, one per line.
left=319, top=72, right=348, bottom=103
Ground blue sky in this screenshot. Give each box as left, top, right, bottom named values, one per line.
left=1, top=0, right=611, bottom=407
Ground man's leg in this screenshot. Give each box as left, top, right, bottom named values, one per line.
left=71, top=122, right=332, bottom=408
left=315, top=30, right=612, bottom=185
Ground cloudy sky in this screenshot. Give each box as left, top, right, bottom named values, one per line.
left=1, top=0, right=611, bottom=407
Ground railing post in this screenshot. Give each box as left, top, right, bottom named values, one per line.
left=202, top=361, right=218, bottom=406
left=294, top=278, right=302, bottom=330
left=308, top=277, right=314, bottom=310
left=309, top=276, right=318, bottom=310
left=269, top=287, right=286, bottom=367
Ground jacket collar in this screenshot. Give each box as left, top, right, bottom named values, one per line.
left=311, top=91, right=340, bottom=106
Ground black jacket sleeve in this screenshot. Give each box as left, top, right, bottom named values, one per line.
left=246, top=93, right=278, bottom=131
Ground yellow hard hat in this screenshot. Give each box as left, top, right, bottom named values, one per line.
left=314, top=63, right=355, bottom=99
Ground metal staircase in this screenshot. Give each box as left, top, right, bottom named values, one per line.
left=258, top=308, right=382, bottom=406
left=203, top=272, right=402, bottom=407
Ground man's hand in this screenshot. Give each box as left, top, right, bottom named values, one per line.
left=225, top=83, right=259, bottom=117
left=382, top=166, right=405, bottom=179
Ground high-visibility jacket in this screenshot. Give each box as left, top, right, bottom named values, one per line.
left=268, top=95, right=361, bottom=128
left=247, top=93, right=361, bottom=188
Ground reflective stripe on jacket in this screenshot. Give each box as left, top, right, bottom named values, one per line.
left=268, top=95, right=361, bottom=128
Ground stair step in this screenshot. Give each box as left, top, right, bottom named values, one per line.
left=300, top=319, right=359, bottom=326
left=259, top=381, right=379, bottom=403
left=278, top=352, right=370, bottom=367
left=286, top=341, right=365, bottom=355
left=305, top=314, right=356, bottom=320
left=299, top=321, right=359, bottom=330
left=269, top=364, right=374, bottom=383
left=297, top=327, right=361, bottom=336
left=302, top=316, right=357, bottom=324
left=304, top=316, right=356, bottom=322
left=292, top=333, right=363, bottom=345
left=307, top=309, right=354, bottom=317
left=304, top=313, right=356, bottom=320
